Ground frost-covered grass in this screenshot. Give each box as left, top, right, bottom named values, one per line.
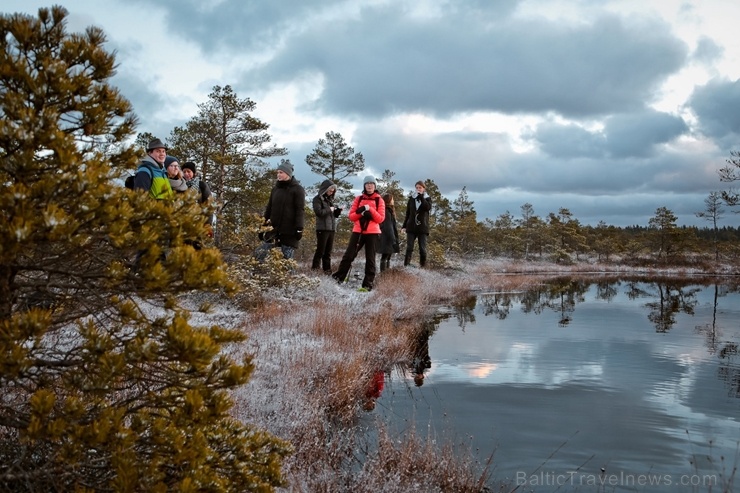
left=180, top=256, right=740, bottom=492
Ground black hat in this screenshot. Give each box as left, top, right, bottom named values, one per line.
left=182, top=161, right=196, bottom=174
left=147, top=138, right=167, bottom=151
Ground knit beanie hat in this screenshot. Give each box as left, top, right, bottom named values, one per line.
left=182, top=161, right=196, bottom=174
left=363, top=175, right=376, bottom=186
left=164, top=156, right=180, bottom=167
left=277, top=162, right=293, bottom=178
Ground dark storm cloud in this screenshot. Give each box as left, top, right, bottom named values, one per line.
left=689, top=78, right=740, bottom=141
left=532, top=110, right=688, bottom=160
left=603, top=111, right=689, bottom=158
left=168, top=1, right=687, bottom=119
left=533, top=123, right=606, bottom=159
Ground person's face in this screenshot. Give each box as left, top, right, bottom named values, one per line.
left=365, top=183, right=376, bottom=193
left=415, top=184, right=425, bottom=194
left=167, top=161, right=180, bottom=178
left=277, top=169, right=290, bottom=181
left=149, top=147, right=166, bottom=163
left=327, top=187, right=335, bottom=195
left=182, top=168, right=194, bottom=180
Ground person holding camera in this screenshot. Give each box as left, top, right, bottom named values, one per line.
left=312, top=179, right=341, bottom=274
left=332, top=175, right=385, bottom=291
left=255, top=161, right=305, bottom=261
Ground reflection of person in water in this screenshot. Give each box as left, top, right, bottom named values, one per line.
left=363, top=370, right=385, bottom=411
left=411, top=325, right=432, bottom=386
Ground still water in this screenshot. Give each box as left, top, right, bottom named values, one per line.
left=378, top=277, right=740, bottom=492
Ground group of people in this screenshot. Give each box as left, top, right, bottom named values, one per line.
left=132, top=138, right=212, bottom=204
left=257, top=160, right=432, bottom=292
left=131, top=138, right=214, bottom=250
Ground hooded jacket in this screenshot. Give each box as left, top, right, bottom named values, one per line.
left=264, top=176, right=306, bottom=248
left=313, top=179, right=338, bottom=232
left=348, top=190, right=385, bottom=235
left=133, top=155, right=174, bottom=200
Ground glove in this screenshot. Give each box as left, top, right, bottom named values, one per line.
left=333, top=207, right=342, bottom=218
left=295, top=229, right=303, bottom=240
left=359, top=204, right=369, bottom=213
left=362, top=210, right=372, bottom=219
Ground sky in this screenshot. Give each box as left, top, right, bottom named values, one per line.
left=5, top=0, right=740, bottom=227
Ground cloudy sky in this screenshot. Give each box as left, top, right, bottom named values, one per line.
left=6, top=0, right=740, bottom=227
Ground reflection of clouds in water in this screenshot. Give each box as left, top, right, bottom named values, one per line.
left=394, top=281, right=740, bottom=487
left=464, top=362, right=497, bottom=379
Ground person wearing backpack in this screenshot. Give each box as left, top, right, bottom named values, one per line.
left=332, top=175, right=385, bottom=291
left=132, top=138, right=174, bottom=200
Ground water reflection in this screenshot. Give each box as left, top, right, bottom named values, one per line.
left=478, top=276, right=739, bottom=334
left=409, top=321, right=432, bottom=386
left=384, top=277, right=740, bottom=492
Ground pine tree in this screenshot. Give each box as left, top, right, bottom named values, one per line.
left=0, top=7, right=289, bottom=491
left=167, top=85, right=287, bottom=249
left=305, top=131, right=365, bottom=205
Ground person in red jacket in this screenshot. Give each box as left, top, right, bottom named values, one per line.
left=332, top=175, right=385, bottom=291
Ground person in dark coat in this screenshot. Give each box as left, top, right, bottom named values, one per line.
left=181, top=161, right=212, bottom=204
left=401, top=180, right=432, bottom=267
left=255, top=161, right=305, bottom=261
left=312, top=179, right=341, bottom=274
left=377, top=193, right=399, bottom=272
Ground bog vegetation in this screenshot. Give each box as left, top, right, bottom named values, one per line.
left=1, top=5, right=739, bottom=493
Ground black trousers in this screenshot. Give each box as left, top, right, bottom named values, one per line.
left=333, top=233, right=379, bottom=289
left=312, top=230, right=335, bottom=272
left=405, top=232, right=428, bottom=267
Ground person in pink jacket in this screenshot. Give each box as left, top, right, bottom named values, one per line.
left=332, top=175, right=386, bottom=291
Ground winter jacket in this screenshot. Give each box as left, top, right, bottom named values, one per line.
left=402, top=192, right=432, bottom=234
left=133, top=156, right=174, bottom=200
left=312, top=179, right=338, bottom=232
left=186, top=175, right=212, bottom=203
left=348, top=191, right=385, bottom=235
left=378, top=206, right=399, bottom=254
left=264, top=176, right=306, bottom=248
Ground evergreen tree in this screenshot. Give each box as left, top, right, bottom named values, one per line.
left=377, top=168, right=405, bottom=206
left=696, top=191, right=725, bottom=261
left=305, top=131, right=365, bottom=205
left=648, top=206, right=679, bottom=259
left=167, top=85, right=287, bottom=249
left=719, top=150, right=740, bottom=207
left=0, top=7, right=289, bottom=491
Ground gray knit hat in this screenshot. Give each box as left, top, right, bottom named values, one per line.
left=277, top=162, right=293, bottom=178
left=363, top=175, right=376, bottom=185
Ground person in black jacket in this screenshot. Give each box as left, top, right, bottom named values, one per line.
left=312, top=179, right=341, bottom=273
left=255, top=162, right=305, bottom=261
left=378, top=193, right=399, bottom=272
left=401, top=180, right=432, bottom=267
left=181, top=161, right=212, bottom=204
